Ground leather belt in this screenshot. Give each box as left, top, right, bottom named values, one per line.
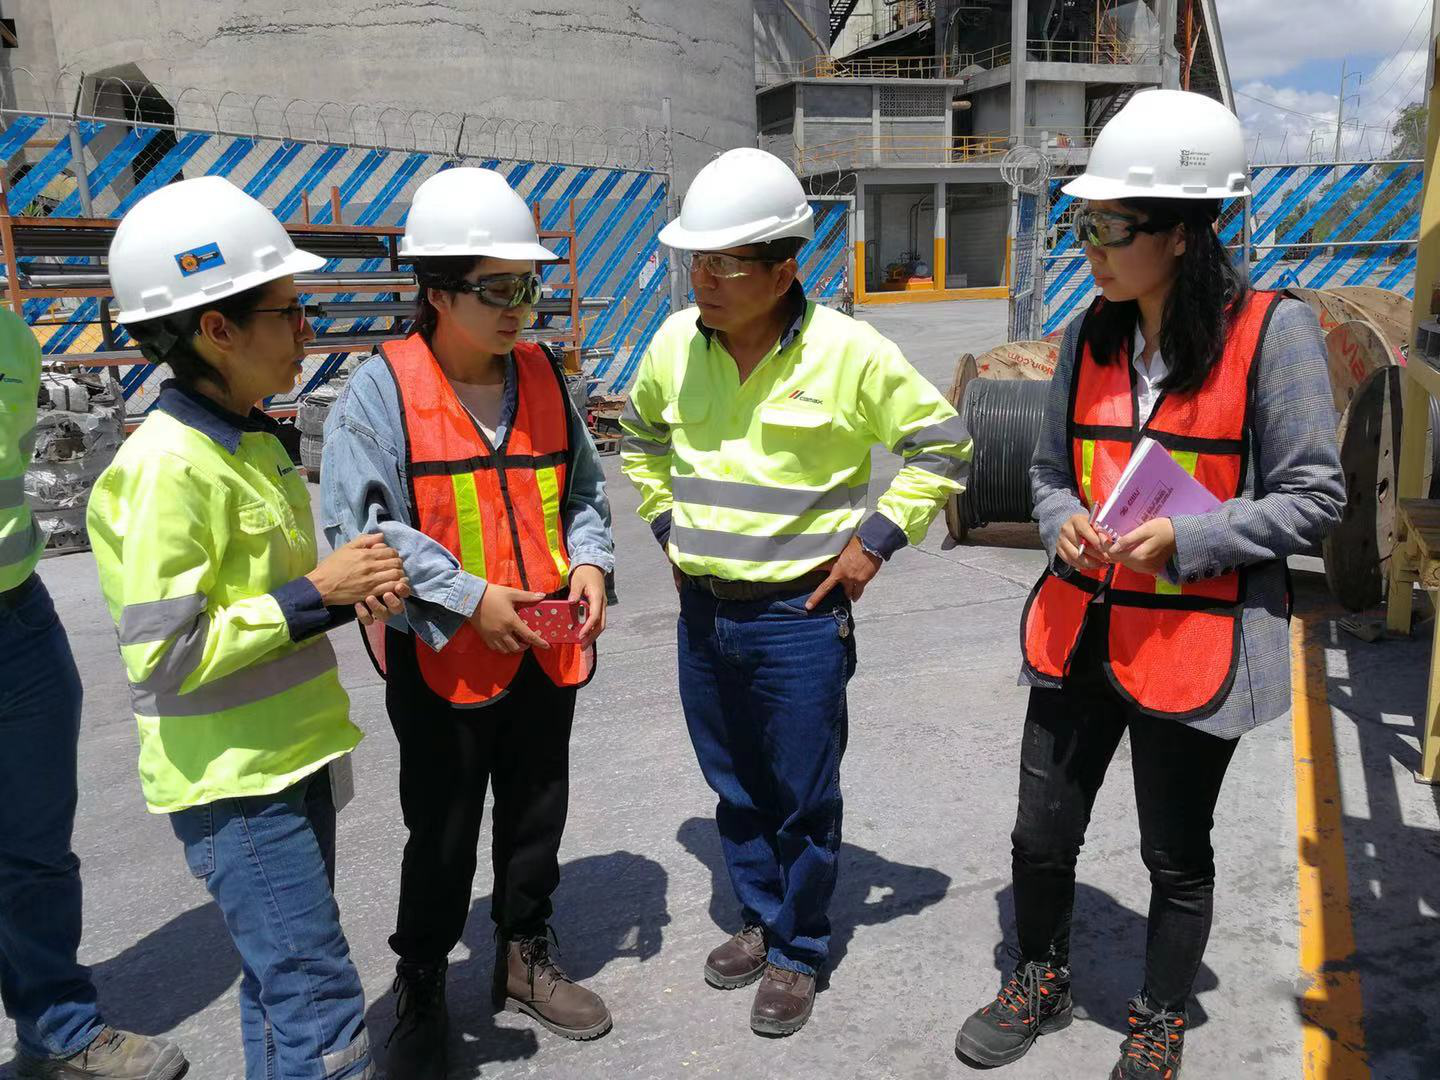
left=683, top=569, right=829, bottom=602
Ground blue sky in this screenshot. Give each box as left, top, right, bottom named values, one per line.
left=1215, top=0, right=1431, bottom=158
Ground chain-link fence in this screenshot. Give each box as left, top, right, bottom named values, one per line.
left=1038, top=159, right=1423, bottom=337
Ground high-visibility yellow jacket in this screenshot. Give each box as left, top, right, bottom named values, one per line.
left=620, top=289, right=971, bottom=582
left=87, top=384, right=359, bottom=813
left=0, top=309, right=42, bottom=593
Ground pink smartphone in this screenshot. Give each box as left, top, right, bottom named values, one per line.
left=515, top=599, right=589, bottom=644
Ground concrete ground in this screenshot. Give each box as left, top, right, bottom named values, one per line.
left=3, top=298, right=1438, bottom=1079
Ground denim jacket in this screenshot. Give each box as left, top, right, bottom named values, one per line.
left=320, top=350, right=614, bottom=652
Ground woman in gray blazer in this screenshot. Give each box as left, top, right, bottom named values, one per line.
left=955, top=91, right=1344, bottom=1080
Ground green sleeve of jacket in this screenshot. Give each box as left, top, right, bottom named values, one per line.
left=617, top=348, right=675, bottom=524
left=89, top=453, right=300, bottom=697
left=857, top=341, right=973, bottom=546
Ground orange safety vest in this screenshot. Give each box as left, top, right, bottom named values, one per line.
left=1020, top=290, right=1282, bottom=719
left=365, top=333, right=594, bottom=706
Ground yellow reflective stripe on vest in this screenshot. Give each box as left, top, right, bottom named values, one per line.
left=534, top=464, right=569, bottom=579
left=1080, top=440, right=1096, bottom=505
left=450, top=473, right=488, bottom=577
left=1153, top=449, right=1201, bottom=596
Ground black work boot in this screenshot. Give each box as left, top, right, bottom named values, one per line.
left=385, top=959, right=448, bottom=1080
left=955, top=954, right=1073, bottom=1066
left=493, top=928, right=612, bottom=1041
left=15, top=1028, right=188, bottom=1079
left=1109, top=994, right=1186, bottom=1079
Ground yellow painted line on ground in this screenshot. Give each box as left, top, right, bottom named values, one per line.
left=1290, top=614, right=1370, bottom=1080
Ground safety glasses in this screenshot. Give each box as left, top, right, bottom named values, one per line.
left=452, top=271, right=544, bottom=309
left=1071, top=208, right=1172, bottom=249
left=251, top=302, right=322, bottom=330
left=688, top=251, right=777, bottom=280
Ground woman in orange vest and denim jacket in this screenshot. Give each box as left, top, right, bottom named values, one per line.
left=320, top=167, right=615, bottom=1079
left=955, top=91, right=1343, bottom=1080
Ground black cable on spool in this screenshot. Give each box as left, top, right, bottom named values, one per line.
left=957, top=377, right=1051, bottom=531
left=1429, top=394, right=1440, bottom=499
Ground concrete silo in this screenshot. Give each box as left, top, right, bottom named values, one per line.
left=23, top=0, right=757, bottom=184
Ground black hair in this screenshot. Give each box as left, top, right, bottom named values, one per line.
left=124, top=285, right=269, bottom=393
left=1079, top=197, right=1248, bottom=396
left=409, top=255, right=484, bottom=340
left=753, top=237, right=805, bottom=263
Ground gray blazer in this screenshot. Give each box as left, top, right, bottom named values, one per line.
left=1023, top=296, right=1345, bottom=738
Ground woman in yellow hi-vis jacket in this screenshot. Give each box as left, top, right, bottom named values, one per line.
left=86, top=177, right=407, bottom=1080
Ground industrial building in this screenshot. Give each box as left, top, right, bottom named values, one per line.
left=758, top=0, right=1234, bottom=304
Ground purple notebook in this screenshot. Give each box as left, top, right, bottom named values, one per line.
left=1092, top=437, right=1221, bottom=540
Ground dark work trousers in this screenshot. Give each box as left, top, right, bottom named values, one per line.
left=1010, top=619, right=1240, bottom=1011
left=385, top=627, right=577, bottom=965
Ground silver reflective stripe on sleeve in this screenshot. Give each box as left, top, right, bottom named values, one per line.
left=894, top=414, right=971, bottom=455
left=669, top=524, right=851, bottom=563
left=0, top=474, right=24, bottom=509
left=619, top=434, right=671, bottom=456
left=672, top=475, right=866, bottom=516
left=130, top=638, right=339, bottom=717
left=0, top=518, right=39, bottom=564
left=907, top=450, right=969, bottom=483
left=619, top=399, right=671, bottom=450
left=118, top=593, right=208, bottom=645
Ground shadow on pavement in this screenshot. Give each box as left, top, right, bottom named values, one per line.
left=363, top=849, right=669, bottom=1078
left=1320, top=615, right=1440, bottom=1079
left=0, top=903, right=240, bottom=1079
left=984, top=883, right=1218, bottom=1035
left=676, top=815, right=952, bottom=976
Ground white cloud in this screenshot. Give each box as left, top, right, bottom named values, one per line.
left=1217, top=0, right=1431, bottom=158
left=1216, top=0, right=1425, bottom=82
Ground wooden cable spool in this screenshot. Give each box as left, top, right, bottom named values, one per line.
left=943, top=340, right=1057, bottom=542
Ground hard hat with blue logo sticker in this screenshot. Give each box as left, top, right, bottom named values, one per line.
left=108, top=176, right=324, bottom=323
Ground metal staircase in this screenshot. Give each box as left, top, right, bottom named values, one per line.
left=829, top=0, right=862, bottom=45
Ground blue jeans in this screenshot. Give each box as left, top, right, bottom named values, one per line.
left=169, top=770, right=371, bottom=1080
left=677, top=583, right=856, bottom=977
left=0, top=573, right=104, bottom=1059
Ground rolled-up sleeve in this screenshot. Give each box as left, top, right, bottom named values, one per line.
left=1169, top=299, right=1344, bottom=580
left=1030, top=317, right=1088, bottom=562
left=320, top=362, right=485, bottom=653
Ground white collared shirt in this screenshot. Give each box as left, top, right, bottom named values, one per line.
left=1133, top=326, right=1169, bottom=425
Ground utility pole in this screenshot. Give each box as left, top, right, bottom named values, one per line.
left=1335, top=60, right=1363, bottom=161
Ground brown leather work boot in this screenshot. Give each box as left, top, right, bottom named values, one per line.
left=493, top=930, right=612, bottom=1041
left=704, top=924, right=767, bottom=989
left=15, top=1028, right=188, bottom=1079
left=750, top=963, right=816, bottom=1036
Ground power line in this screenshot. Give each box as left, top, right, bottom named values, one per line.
left=1368, top=0, right=1430, bottom=87
left=1235, top=89, right=1337, bottom=124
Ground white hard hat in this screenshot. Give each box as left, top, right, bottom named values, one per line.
left=660, top=148, right=814, bottom=251
left=399, top=167, right=558, bottom=260
left=109, top=176, right=324, bottom=323
left=1062, top=89, right=1250, bottom=202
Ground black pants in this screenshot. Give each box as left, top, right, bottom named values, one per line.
left=385, top=628, right=577, bottom=965
left=1011, top=624, right=1239, bottom=1011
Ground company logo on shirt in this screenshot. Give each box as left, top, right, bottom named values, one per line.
left=788, top=389, right=824, bottom=406
left=0, top=373, right=20, bottom=384
left=174, top=242, right=226, bottom=277
left=277, top=463, right=295, bottom=478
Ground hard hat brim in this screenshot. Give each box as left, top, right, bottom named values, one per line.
left=397, top=240, right=561, bottom=261
left=114, top=247, right=326, bottom=324
left=659, top=213, right=814, bottom=252
left=1060, top=173, right=1251, bottom=201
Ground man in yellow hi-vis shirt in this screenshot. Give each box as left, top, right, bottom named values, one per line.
left=620, top=148, right=971, bottom=1037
